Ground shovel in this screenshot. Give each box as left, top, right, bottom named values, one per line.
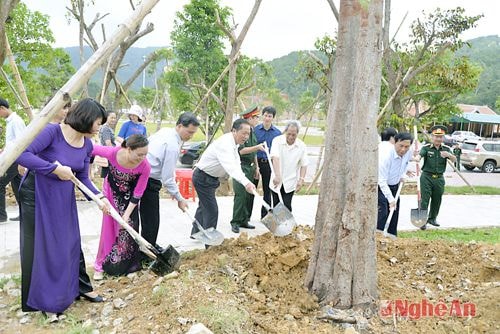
left=410, top=125, right=428, bottom=228
left=378, top=182, right=403, bottom=239
left=70, top=175, right=180, bottom=276
left=183, top=209, right=224, bottom=246
left=252, top=190, right=296, bottom=236
left=258, top=142, right=296, bottom=236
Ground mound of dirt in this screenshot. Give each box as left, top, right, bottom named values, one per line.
left=0, top=227, right=498, bottom=333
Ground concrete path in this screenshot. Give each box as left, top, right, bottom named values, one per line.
left=1, top=194, right=499, bottom=273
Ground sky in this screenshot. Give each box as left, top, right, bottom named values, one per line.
left=21, top=0, right=500, bottom=61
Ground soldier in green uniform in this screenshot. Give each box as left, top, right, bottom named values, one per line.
left=417, top=125, right=457, bottom=230
left=230, top=106, right=265, bottom=233
left=453, top=143, right=462, bottom=171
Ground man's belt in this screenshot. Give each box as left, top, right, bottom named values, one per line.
left=257, top=158, right=268, bottom=163
left=423, top=171, right=443, bottom=179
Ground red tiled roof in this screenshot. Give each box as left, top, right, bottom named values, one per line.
left=457, top=104, right=496, bottom=115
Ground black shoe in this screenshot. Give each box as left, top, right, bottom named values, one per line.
left=231, top=225, right=240, bottom=233
left=9, top=216, right=20, bottom=221
left=78, top=292, right=103, bottom=303
left=427, top=219, right=440, bottom=227
left=0, top=218, right=7, bottom=223
left=239, top=222, right=255, bottom=229
left=420, top=224, right=427, bottom=230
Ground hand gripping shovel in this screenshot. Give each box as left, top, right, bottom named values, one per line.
left=70, top=175, right=179, bottom=276
left=410, top=125, right=428, bottom=228
left=379, top=182, right=403, bottom=239
left=183, top=209, right=224, bottom=246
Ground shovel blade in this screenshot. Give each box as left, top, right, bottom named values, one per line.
left=149, top=245, right=180, bottom=276
left=261, top=203, right=296, bottom=236
left=410, top=208, right=428, bottom=228
left=192, top=229, right=225, bottom=246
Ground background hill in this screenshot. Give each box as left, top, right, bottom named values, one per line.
left=64, top=46, right=167, bottom=91
left=63, top=36, right=499, bottom=111
left=455, top=35, right=500, bottom=110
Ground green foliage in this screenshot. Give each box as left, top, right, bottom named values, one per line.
left=1, top=2, right=75, bottom=111
left=164, top=0, right=231, bottom=133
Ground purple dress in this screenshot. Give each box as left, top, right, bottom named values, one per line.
left=17, top=124, right=100, bottom=313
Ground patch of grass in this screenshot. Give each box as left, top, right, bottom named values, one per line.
left=0, top=274, right=21, bottom=289
left=59, top=313, right=94, bottom=334
left=296, top=185, right=500, bottom=196
left=399, top=227, right=500, bottom=244
left=150, top=284, right=170, bottom=306
left=444, top=185, right=500, bottom=195
left=197, top=303, right=249, bottom=334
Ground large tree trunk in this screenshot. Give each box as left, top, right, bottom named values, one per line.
left=305, top=0, right=384, bottom=309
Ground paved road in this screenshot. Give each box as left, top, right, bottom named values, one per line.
left=1, top=193, right=499, bottom=274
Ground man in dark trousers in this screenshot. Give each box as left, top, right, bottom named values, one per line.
left=416, top=125, right=456, bottom=230
left=230, top=106, right=265, bottom=233
left=254, top=106, right=281, bottom=218
left=192, top=119, right=256, bottom=247
left=0, top=98, right=26, bottom=222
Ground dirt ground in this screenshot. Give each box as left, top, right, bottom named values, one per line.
left=0, top=226, right=498, bottom=333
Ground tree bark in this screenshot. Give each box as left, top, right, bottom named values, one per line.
left=305, top=0, right=383, bottom=309
left=0, top=0, right=19, bottom=65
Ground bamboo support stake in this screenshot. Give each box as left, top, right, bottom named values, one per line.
left=0, top=0, right=161, bottom=175
left=0, top=68, right=25, bottom=107
left=4, top=32, right=33, bottom=120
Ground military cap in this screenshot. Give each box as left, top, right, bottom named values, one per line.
left=430, top=125, right=447, bottom=136
left=240, top=105, right=259, bottom=119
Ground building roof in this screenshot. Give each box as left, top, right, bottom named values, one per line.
left=457, top=104, right=497, bottom=115
left=451, top=113, right=500, bottom=124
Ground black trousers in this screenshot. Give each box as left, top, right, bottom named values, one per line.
left=271, top=186, right=294, bottom=212
left=192, top=168, right=220, bottom=233
left=19, top=172, right=92, bottom=312
left=258, top=159, right=272, bottom=218
left=139, top=178, right=162, bottom=246
left=376, top=184, right=400, bottom=236
left=0, top=163, right=21, bottom=221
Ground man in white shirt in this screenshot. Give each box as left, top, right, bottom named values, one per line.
left=192, top=119, right=256, bottom=244
left=378, top=127, right=397, bottom=157
left=0, top=98, right=26, bottom=222
left=139, top=112, right=199, bottom=247
left=377, top=132, right=414, bottom=236
left=269, top=121, right=309, bottom=212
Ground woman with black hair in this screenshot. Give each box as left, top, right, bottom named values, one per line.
left=17, top=98, right=111, bottom=319
left=92, top=134, right=150, bottom=279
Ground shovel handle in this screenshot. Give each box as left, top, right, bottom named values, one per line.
left=262, top=142, right=285, bottom=205
left=182, top=209, right=212, bottom=239
left=383, top=182, right=403, bottom=237
left=69, top=175, right=157, bottom=260
left=252, top=189, right=271, bottom=211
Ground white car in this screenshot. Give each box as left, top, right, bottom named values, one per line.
left=450, top=131, right=481, bottom=142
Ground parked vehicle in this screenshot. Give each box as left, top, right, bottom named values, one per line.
left=178, top=141, right=206, bottom=166
left=451, top=131, right=481, bottom=142
left=443, top=134, right=456, bottom=146
left=460, top=140, right=500, bottom=173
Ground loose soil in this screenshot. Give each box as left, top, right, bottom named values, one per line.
left=0, top=226, right=498, bottom=333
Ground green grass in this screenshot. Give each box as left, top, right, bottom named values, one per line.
left=399, top=227, right=500, bottom=244
left=444, top=185, right=500, bottom=195
left=297, top=185, right=500, bottom=196
left=197, top=303, right=249, bottom=334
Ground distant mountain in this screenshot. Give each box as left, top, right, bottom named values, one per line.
left=455, top=35, right=500, bottom=110
left=64, top=46, right=168, bottom=91
left=267, top=51, right=325, bottom=103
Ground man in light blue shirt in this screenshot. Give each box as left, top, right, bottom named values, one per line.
left=139, top=112, right=199, bottom=248
left=377, top=132, right=414, bottom=236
